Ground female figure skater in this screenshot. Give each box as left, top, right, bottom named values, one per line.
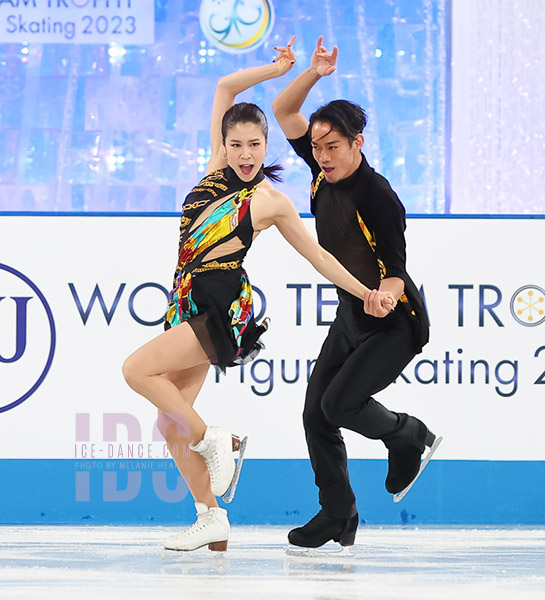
left=122, top=38, right=395, bottom=553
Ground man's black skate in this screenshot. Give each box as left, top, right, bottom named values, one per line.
left=288, top=510, right=359, bottom=548
left=386, top=422, right=441, bottom=501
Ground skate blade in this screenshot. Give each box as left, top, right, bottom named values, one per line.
left=393, top=435, right=443, bottom=503
left=160, top=547, right=228, bottom=561
left=222, top=435, right=248, bottom=504
left=283, top=544, right=355, bottom=558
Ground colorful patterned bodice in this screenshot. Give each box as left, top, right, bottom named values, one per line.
left=165, top=166, right=264, bottom=352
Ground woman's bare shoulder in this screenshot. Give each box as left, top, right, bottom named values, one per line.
left=251, top=183, right=293, bottom=231
left=255, top=184, right=292, bottom=215
left=255, top=180, right=290, bottom=203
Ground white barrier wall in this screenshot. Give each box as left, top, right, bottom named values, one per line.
left=1, top=216, right=544, bottom=465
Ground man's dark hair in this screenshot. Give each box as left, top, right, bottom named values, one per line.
left=309, top=100, right=368, bottom=143
left=221, top=102, right=282, bottom=182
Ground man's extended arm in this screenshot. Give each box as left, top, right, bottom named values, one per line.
left=272, top=35, right=338, bottom=139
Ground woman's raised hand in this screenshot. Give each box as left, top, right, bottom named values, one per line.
left=311, top=35, right=338, bottom=77
left=273, top=35, right=296, bottom=75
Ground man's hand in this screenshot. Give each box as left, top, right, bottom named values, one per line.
left=364, top=290, right=397, bottom=318
left=310, top=35, right=338, bottom=76
left=273, top=36, right=296, bottom=76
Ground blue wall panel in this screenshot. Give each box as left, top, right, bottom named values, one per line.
left=1, top=459, right=544, bottom=526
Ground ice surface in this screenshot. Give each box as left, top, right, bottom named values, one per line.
left=1, top=526, right=544, bottom=599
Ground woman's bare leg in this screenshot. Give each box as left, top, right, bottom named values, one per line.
left=158, top=364, right=218, bottom=508
left=122, top=322, right=210, bottom=442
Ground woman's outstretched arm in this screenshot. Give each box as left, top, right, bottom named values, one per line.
left=267, top=192, right=395, bottom=317
left=206, top=37, right=296, bottom=174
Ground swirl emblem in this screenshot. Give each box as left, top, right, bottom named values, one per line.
left=510, top=285, right=545, bottom=327
left=200, top=0, right=275, bottom=54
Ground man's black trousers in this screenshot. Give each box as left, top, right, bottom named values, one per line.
left=303, top=304, right=424, bottom=519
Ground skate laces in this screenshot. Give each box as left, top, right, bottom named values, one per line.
left=201, top=436, right=229, bottom=486
left=203, top=453, right=222, bottom=485
left=176, top=511, right=215, bottom=539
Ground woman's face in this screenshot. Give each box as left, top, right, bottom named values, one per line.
left=224, top=122, right=267, bottom=182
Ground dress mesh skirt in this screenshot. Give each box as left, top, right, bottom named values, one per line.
left=165, top=268, right=267, bottom=371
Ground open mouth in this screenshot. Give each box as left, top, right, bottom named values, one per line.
left=322, top=167, right=334, bottom=177
left=240, top=164, right=254, bottom=176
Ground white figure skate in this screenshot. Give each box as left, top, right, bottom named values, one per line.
left=190, top=425, right=248, bottom=502
left=163, top=502, right=230, bottom=553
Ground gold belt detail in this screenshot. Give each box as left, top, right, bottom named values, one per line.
left=192, top=260, right=241, bottom=273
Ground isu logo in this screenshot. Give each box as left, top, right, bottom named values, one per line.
left=510, top=285, right=545, bottom=327
left=200, top=0, right=275, bottom=54
left=0, top=264, right=56, bottom=413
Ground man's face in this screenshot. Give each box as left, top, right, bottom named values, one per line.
left=310, top=122, right=363, bottom=183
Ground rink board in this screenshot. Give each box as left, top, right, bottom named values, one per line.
left=1, top=458, right=544, bottom=525
left=1, top=215, right=545, bottom=524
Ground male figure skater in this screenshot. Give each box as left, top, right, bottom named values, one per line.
left=272, top=37, right=440, bottom=549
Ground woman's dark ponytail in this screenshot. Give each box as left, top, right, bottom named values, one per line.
left=264, top=163, right=283, bottom=182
